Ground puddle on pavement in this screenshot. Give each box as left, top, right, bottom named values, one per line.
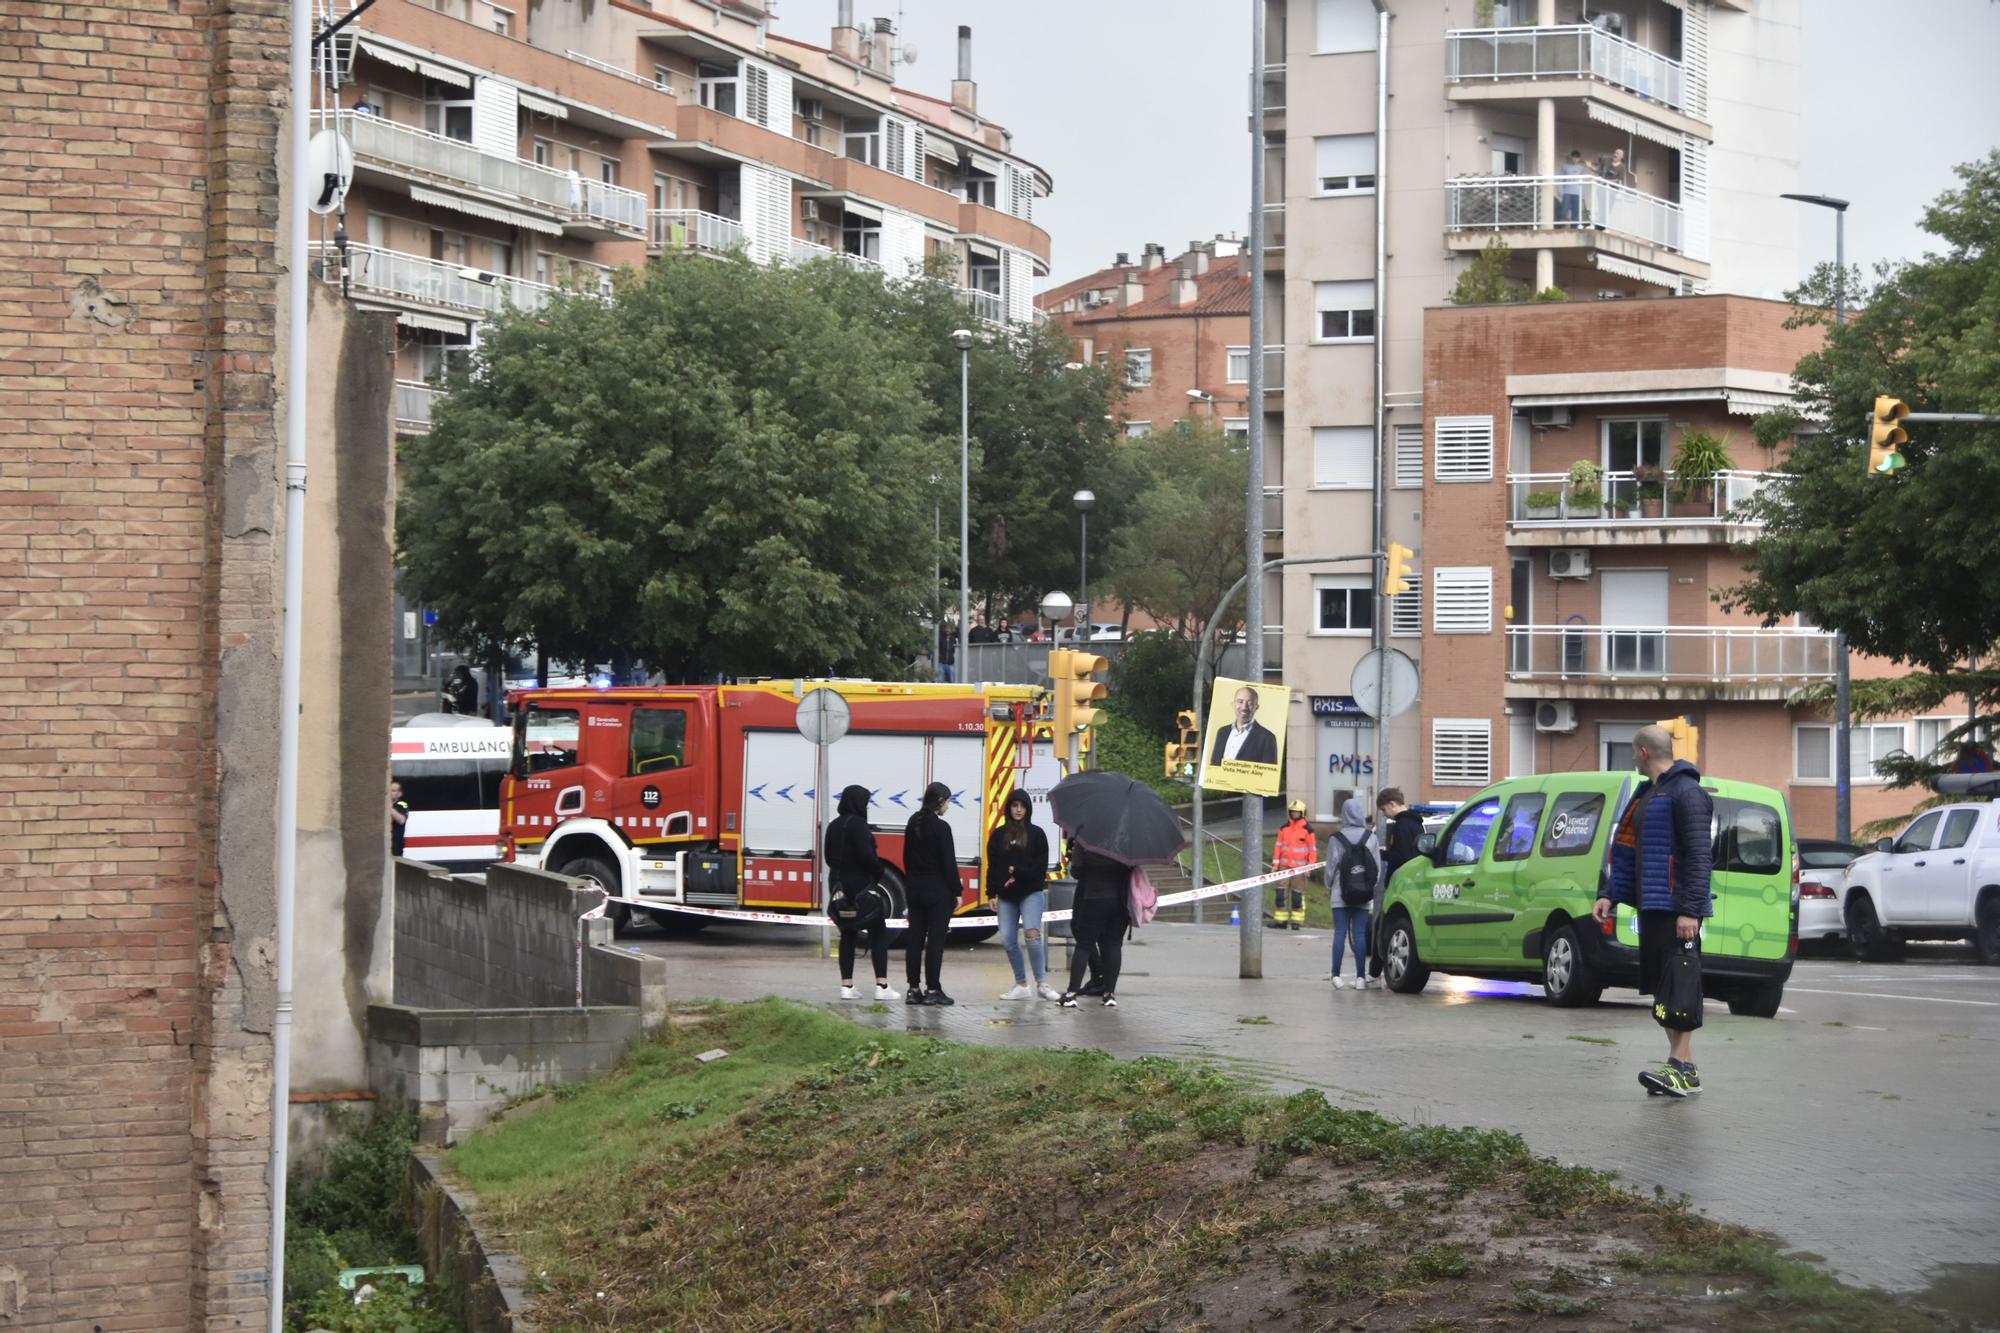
left=1919, top=1262, right=2000, bottom=1328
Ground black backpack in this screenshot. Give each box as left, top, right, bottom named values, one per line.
left=830, top=881, right=890, bottom=929
left=1329, top=832, right=1378, bottom=907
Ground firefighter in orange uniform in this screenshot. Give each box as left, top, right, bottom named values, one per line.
left=1271, top=799, right=1317, bottom=930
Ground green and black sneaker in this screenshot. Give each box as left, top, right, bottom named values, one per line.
left=1638, top=1062, right=1691, bottom=1099
left=1678, top=1063, right=1702, bottom=1095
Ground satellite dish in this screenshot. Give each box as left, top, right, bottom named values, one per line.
left=900, top=41, right=919, bottom=66
left=306, top=128, right=354, bottom=216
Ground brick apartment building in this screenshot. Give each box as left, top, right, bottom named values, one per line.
left=311, top=0, right=1053, bottom=696
left=1415, top=295, right=1939, bottom=837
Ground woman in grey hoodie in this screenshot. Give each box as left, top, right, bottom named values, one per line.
left=1325, top=797, right=1381, bottom=990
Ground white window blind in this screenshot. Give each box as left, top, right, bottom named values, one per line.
left=1432, top=567, right=1492, bottom=634
left=1314, top=133, right=1377, bottom=193
left=1391, top=577, right=1422, bottom=637
left=1312, top=426, right=1372, bottom=489
left=1393, top=423, right=1424, bottom=488
left=1316, top=0, right=1379, bottom=52
left=884, top=114, right=907, bottom=177
left=1125, top=348, right=1153, bottom=387
left=470, top=77, right=518, bottom=157
left=1434, top=415, right=1495, bottom=482
left=1314, top=280, right=1376, bottom=341
left=743, top=62, right=770, bottom=128
left=1227, top=347, right=1250, bottom=383
left=1432, top=719, right=1492, bottom=787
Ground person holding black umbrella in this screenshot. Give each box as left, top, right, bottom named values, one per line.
left=1059, top=840, right=1130, bottom=1008
left=1046, top=769, right=1187, bottom=1011
left=902, top=781, right=959, bottom=1006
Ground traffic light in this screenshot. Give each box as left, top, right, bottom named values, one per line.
left=1382, top=542, right=1414, bottom=596
left=1047, top=649, right=1110, bottom=739
left=1654, top=715, right=1700, bottom=762
left=1868, top=395, right=1909, bottom=476
left=1163, top=710, right=1201, bottom=781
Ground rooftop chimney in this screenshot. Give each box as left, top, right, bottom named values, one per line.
left=870, top=17, right=894, bottom=75
left=1171, top=263, right=1198, bottom=307
left=1141, top=242, right=1166, bottom=272
left=1120, top=271, right=1146, bottom=309
left=1114, top=251, right=1130, bottom=267
left=1189, top=241, right=1212, bottom=275
left=833, top=0, right=861, bottom=62
left=952, top=24, right=977, bottom=115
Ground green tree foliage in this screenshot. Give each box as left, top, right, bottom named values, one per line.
left=398, top=255, right=1125, bottom=679
left=1104, top=421, right=1250, bottom=669
left=1729, top=153, right=2000, bottom=796
left=1106, top=630, right=1198, bottom=740
left=1448, top=238, right=1567, bottom=305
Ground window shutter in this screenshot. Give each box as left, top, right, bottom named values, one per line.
left=884, top=115, right=907, bottom=177
left=1313, top=133, right=1376, bottom=184
left=1433, top=415, right=1494, bottom=482
left=1431, top=719, right=1492, bottom=787
left=909, top=125, right=925, bottom=179
left=1393, top=422, right=1424, bottom=488
left=1391, top=576, right=1422, bottom=637
left=743, top=63, right=770, bottom=128
left=1432, top=566, right=1491, bottom=634
left=1311, top=426, right=1373, bottom=489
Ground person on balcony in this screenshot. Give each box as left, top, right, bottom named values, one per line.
left=1596, top=146, right=1635, bottom=190
left=1558, top=150, right=1590, bottom=227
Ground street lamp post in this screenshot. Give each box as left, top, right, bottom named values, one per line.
left=1782, top=192, right=1852, bottom=843
left=1073, top=489, right=1095, bottom=640
left=1186, top=387, right=1216, bottom=421
left=952, top=329, right=974, bottom=682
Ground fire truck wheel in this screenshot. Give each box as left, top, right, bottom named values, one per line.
left=560, top=854, right=629, bottom=935
left=878, top=866, right=910, bottom=945
left=650, top=909, right=709, bottom=935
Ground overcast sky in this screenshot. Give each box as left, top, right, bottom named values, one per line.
left=779, top=0, right=2000, bottom=288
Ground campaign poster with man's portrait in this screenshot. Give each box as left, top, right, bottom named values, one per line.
left=1200, top=677, right=1290, bottom=797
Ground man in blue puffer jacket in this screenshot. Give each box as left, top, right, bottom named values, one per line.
left=1594, top=724, right=1714, bottom=1098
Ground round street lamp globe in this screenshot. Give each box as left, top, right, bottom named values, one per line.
left=1039, top=590, right=1074, bottom=625
left=950, top=328, right=975, bottom=351
left=1073, top=489, right=1095, bottom=511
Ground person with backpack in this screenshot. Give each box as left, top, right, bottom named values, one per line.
left=987, top=788, right=1059, bottom=1000
left=1371, top=788, right=1426, bottom=983
left=902, top=781, right=959, bottom=1006
left=1326, top=797, right=1380, bottom=989
left=1271, top=799, right=1317, bottom=930
left=826, top=785, right=897, bottom=1001
left=1058, top=842, right=1131, bottom=1008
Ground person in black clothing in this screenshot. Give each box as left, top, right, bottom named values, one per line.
left=1059, top=841, right=1131, bottom=1008
left=902, top=781, right=959, bottom=1005
left=986, top=789, right=1058, bottom=1000
left=443, top=665, right=479, bottom=716
left=1369, top=788, right=1425, bottom=981
left=826, top=784, right=898, bottom=1001
left=389, top=780, right=409, bottom=857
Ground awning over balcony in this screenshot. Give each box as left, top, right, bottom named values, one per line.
left=1507, top=366, right=1797, bottom=420
left=838, top=198, right=884, bottom=222
left=517, top=91, right=568, bottom=119
left=357, top=37, right=471, bottom=88
left=1585, top=99, right=1685, bottom=150
left=408, top=185, right=564, bottom=236
left=1592, top=252, right=1681, bottom=290
left=396, top=311, right=472, bottom=337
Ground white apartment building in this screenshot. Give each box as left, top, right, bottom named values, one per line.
left=1263, top=0, right=1802, bottom=815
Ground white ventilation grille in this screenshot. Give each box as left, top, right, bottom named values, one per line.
left=1394, top=422, right=1424, bottom=489
left=738, top=163, right=790, bottom=265
left=743, top=63, right=770, bottom=129
left=1434, top=415, right=1495, bottom=482
left=880, top=206, right=926, bottom=279
left=884, top=114, right=907, bottom=177
left=1680, top=134, right=1710, bottom=263
left=1432, top=719, right=1492, bottom=788
left=1391, top=575, right=1422, bottom=638
left=471, top=77, right=519, bottom=158
left=1682, top=0, right=1710, bottom=121
left=1432, top=567, right=1492, bottom=635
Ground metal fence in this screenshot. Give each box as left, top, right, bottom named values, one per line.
left=1446, top=175, right=1684, bottom=252
left=1446, top=24, right=1686, bottom=111
left=1506, top=625, right=1837, bottom=684
left=959, top=639, right=1250, bottom=687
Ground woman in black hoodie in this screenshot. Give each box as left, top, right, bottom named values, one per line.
left=826, top=784, right=896, bottom=1000
left=1060, top=841, right=1131, bottom=1008
left=985, top=789, right=1056, bottom=1000
left=901, top=781, right=958, bottom=1006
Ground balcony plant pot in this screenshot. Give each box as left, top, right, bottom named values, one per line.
left=1564, top=460, right=1604, bottom=518
left=1633, top=465, right=1665, bottom=518
left=1523, top=490, right=1563, bottom=520
left=1670, top=431, right=1736, bottom=509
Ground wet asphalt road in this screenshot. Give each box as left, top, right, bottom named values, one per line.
left=627, top=922, right=2000, bottom=1308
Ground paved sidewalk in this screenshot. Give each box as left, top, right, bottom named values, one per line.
left=633, top=922, right=2000, bottom=1302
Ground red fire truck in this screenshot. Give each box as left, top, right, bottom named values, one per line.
left=499, top=680, right=1066, bottom=933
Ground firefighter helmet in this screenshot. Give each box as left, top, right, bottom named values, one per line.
left=1287, top=799, right=1307, bottom=818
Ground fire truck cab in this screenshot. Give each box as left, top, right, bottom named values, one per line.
left=501, top=680, right=1065, bottom=933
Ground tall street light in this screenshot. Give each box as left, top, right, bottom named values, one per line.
left=1073, top=489, right=1095, bottom=639
left=1186, top=387, right=1216, bottom=420
left=952, top=328, right=974, bottom=681
left=1782, top=191, right=1852, bottom=843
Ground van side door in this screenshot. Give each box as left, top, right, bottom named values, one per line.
left=1473, top=787, right=1548, bottom=959
left=1416, top=793, right=1504, bottom=964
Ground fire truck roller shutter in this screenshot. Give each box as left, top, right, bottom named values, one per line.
left=826, top=733, right=933, bottom=837
left=741, top=730, right=820, bottom=856
left=932, top=735, right=986, bottom=872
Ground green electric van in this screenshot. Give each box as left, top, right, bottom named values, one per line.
left=1378, top=772, right=1797, bottom=1018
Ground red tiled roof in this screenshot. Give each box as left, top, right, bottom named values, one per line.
left=1040, top=258, right=1249, bottom=323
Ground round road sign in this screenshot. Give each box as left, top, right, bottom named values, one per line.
left=1350, top=648, right=1419, bottom=720
left=796, top=686, right=851, bottom=747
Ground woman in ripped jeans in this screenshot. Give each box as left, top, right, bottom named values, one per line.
left=986, top=789, right=1059, bottom=1000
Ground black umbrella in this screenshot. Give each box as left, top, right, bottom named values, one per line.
left=1048, top=769, right=1188, bottom=867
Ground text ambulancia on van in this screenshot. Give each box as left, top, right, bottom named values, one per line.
left=1377, top=772, right=1797, bottom=1017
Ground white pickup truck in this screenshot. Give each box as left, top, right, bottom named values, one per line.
left=1839, top=797, right=2000, bottom=963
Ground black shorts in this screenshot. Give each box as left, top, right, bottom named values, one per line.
left=1639, top=909, right=1702, bottom=1027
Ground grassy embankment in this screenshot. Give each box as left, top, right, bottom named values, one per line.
left=447, top=999, right=1951, bottom=1331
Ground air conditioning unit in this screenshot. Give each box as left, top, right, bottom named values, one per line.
left=1549, top=548, right=1592, bottom=579
left=1529, top=405, right=1573, bottom=430
left=801, top=199, right=820, bottom=221
left=1535, top=701, right=1579, bottom=734
left=797, top=96, right=825, bottom=122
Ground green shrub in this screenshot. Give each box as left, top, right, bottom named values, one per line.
left=1105, top=631, right=1196, bottom=739
left=1085, top=710, right=1184, bottom=801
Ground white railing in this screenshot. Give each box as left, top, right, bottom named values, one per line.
left=959, top=286, right=1004, bottom=325
left=566, top=49, right=676, bottom=95
left=649, top=208, right=745, bottom=253
left=574, top=176, right=647, bottom=235
left=1446, top=174, right=1684, bottom=252
left=1263, top=345, right=1283, bottom=391
left=314, top=242, right=562, bottom=318
left=785, top=237, right=836, bottom=265
left=1506, top=625, right=1836, bottom=684
left=1260, top=64, right=1286, bottom=112
left=1446, top=25, right=1686, bottom=111
left=394, top=380, right=442, bottom=432
left=315, top=108, right=569, bottom=212
left=1262, top=202, right=1286, bottom=250
left=1262, top=486, right=1284, bottom=535
left=1507, top=469, right=1774, bottom=524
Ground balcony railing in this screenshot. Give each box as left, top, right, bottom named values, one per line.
left=1506, top=625, right=1836, bottom=684
left=1263, top=624, right=1284, bottom=674
left=565, top=49, right=677, bottom=95
left=650, top=208, right=745, bottom=254
left=395, top=380, right=442, bottom=433
left=1446, top=25, right=1686, bottom=112
left=959, top=286, right=1004, bottom=325
left=1262, top=486, right=1284, bottom=535
left=574, top=176, right=648, bottom=235
left=315, top=242, right=563, bottom=318
left=1446, top=174, right=1684, bottom=253
left=1262, top=202, right=1286, bottom=251
left=1263, top=345, right=1283, bottom=391
left=1259, top=64, right=1286, bottom=113
left=1507, top=470, right=1774, bottom=525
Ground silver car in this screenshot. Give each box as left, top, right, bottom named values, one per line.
left=1796, top=838, right=1861, bottom=946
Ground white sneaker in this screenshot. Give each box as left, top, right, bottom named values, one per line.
left=1035, top=983, right=1061, bottom=1001
left=874, top=984, right=900, bottom=1001
left=1332, top=976, right=1346, bottom=989
left=1353, top=977, right=1370, bottom=991
left=999, top=983, right=1033, bottom=1000
left=840, top=984, right=857, bottom=999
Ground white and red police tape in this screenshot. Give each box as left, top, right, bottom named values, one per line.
left=589, top=860, right=1327, bottom=932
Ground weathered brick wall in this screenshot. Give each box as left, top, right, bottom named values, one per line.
left=0, top=0, right=283, bottom=1326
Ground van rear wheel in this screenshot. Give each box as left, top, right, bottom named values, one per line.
left=1382, top=917, right=1429, bottom=995
left=1542, top=924, right=1603, bottom=1007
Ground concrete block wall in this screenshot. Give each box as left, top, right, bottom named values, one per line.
left=394, top=859, right=609, bottom=1010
